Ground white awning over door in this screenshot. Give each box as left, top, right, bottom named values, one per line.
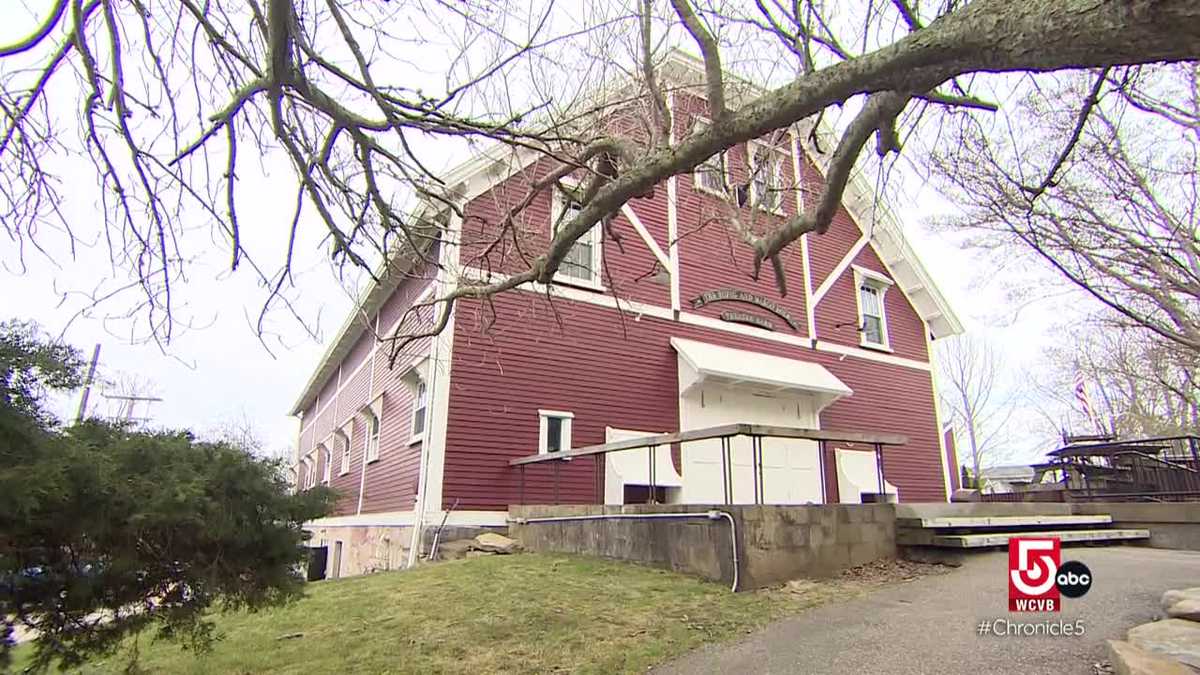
left=670, top=337, right=852, bottom=412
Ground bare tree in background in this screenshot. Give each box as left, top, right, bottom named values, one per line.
left=205, top=409, right=265, bottom=455
left=94, top=369, right=160, bottom=423
left=1033, top=318, right=1200, bottom=438
left=932, top=64, right=1200, bottom=355
left=938, top=335, right=1015, bottom=485
left=1, top=1, right=1199, bottom=347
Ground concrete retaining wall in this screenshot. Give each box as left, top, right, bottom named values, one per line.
left=509, top=504, right=896, bottom=590
left=1071, top=503, right=1200, bottom=551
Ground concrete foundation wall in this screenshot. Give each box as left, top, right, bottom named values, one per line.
left=306, top=523, right=502, bottom=579
left=509, top=504, right=895, bottom=590
left=308, top=525, right=414, bottom=578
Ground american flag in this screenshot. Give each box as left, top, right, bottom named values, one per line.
left=1073, top=370, right=1099, bottom=430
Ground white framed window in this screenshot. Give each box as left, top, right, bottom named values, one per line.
left=336, top=426, right=351, bottom=476
left=538, top=409, right=574, bottom=455
left=551, top=191, right=603, bottom=288
left=410, top=377, right=428, bottom=444
left=320, top=443, right=332, bottom=484
left=365, top=412, right=381, bottom=463
left=361, top=396, right=383, bottom=463
left=302, top=456, right=316, bottom=490
left=750, top=144, right=786, bottom=213
left=691, top=121, right=730, bottom=196
left=853, top=265, right=894, bottom=350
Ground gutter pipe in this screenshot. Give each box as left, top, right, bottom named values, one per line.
left=509, top=510, right=740, bottom=592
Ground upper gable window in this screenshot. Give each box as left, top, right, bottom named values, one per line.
left=750, top=145, right=786, bottom=213
left=551, top=192, right=603, bottom=288
left=854, top=266, right=894, bottom=350
left=691, top=120, right=729, bottom=196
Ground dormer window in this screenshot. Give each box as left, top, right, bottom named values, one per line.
left=551, top=191, right=602, bottom=288
left=853, top=266, right=894, bottom=350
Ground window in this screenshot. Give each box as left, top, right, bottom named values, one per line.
left=410, top=377, right=428, bottom=444
left=538, top=409, right=574, bottom=455
left=551, top=191, right=602, bottom=287
left=302, top=456, right=316, bottom=490
left=750, top=145, right=785, bottom=213
left=365, top=411, right=381, bottom=463
left=691, top=120, right=730, bottom=196
left=360, top=396, right=384, bottom=463
left=853, top=266, right=894, bottom=350
left=321, top=444, right=332, bottom=484
left=337, top=427, right=351, bottom=476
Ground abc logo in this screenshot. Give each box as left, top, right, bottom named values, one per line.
left=1055, top=560, right=1093, bottom=598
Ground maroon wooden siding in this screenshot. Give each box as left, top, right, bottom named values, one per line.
left=295, top=85, right=952, bottom=515
left=294, top=273, right=435, bottom=516
left=672, top=92, right=810, bottom=329
left=443, top=292, right=946, bottom=511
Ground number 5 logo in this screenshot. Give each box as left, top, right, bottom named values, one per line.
left=1008, top=537, right=1060, bottom=612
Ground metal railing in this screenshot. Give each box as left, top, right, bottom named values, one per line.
left=507, top=423, right=907, bottom=506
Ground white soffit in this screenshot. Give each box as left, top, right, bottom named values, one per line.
left=670, top=337, right=852, bottom=411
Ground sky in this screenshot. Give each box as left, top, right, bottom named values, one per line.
left=0, top=1, right=1075, bottom=464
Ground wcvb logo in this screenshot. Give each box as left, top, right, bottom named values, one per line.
left=1008, top=537, right=1092, bottom=612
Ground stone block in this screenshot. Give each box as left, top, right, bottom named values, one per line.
left=848, top=542, right=883, bottom=567
left=1128, top=619, right=1200, bottom=669
left=1108, top=639, right=1194, bottom=675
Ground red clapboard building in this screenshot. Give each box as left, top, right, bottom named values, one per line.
left=289, top=52, right=961, bottom=577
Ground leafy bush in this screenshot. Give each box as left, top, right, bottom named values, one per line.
left=0, top=321, right=335, bottom=671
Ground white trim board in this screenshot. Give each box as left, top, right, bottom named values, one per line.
left=458, top=266, right=932, bottom=372
left=306, top=510, right=509, bottom=529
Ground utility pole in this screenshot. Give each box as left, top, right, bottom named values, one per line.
left=74, top=344, right=101, bottom=424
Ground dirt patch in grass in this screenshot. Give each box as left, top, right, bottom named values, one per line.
left=11, top=553, right=909, bottom=675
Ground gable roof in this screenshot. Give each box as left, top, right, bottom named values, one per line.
left=289, top=50, right=962, bottom=417
left=659, top=50, right=961, bottom=339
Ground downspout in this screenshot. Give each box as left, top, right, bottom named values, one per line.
left=357, top=315, right=380, bottom=515
left=509, top=511, right=740, bottom=592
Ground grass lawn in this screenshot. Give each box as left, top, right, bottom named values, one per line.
left=11, top=553, right=864, bottom=674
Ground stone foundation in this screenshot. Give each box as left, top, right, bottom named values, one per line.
left=307, top=525, right=414, bottom=578
left=305, top=522, right=507, bottom=579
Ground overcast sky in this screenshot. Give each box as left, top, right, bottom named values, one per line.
left=0, top=2, right=1075, bottom=464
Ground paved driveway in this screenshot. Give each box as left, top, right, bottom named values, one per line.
left=654, top=547, right=1200, bottom=675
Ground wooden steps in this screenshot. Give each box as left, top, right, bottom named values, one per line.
left=897, top=511, right=1151, bottom=553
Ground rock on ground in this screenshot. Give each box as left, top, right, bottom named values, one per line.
left=1106, top=640, right=1194, bottom=675
left=1161, top=588, right=1200, bottom=622
left=470, top=532, right=523, bottom=554
left=1127, top=619, right=1200, bottom=670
